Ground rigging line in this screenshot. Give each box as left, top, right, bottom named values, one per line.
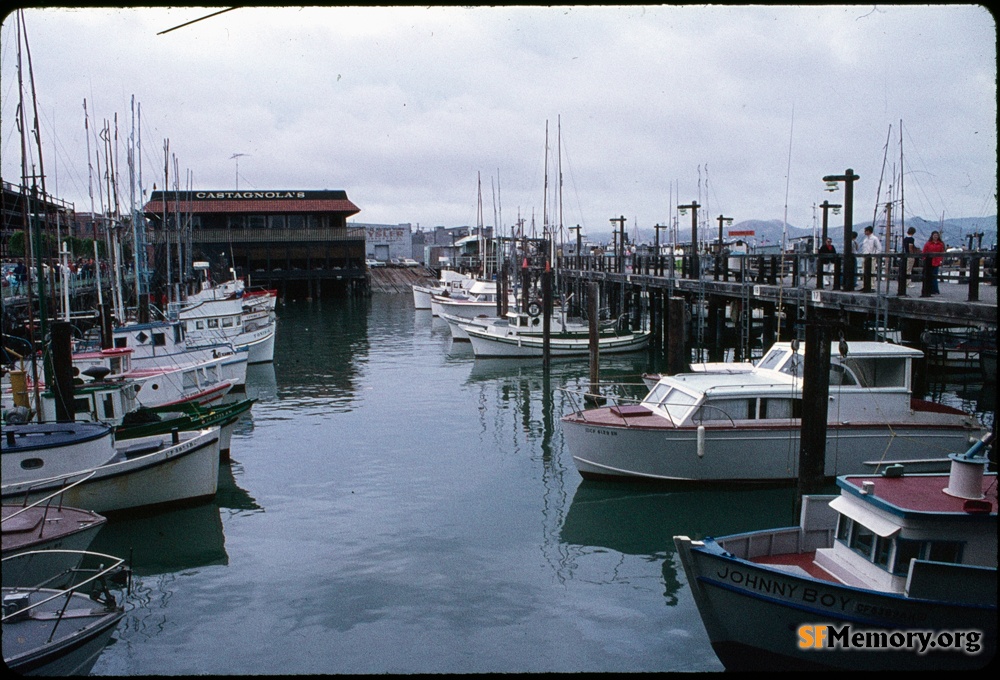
left=157, top=7, right=241, bottom=35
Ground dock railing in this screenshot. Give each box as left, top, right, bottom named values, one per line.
left=558, top=248, right=997, bottom=301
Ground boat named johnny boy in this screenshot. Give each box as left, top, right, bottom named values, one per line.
left=674, top=434, right=996, bottom=670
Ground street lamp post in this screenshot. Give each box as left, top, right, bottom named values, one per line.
left=678, top=201, right=700, bottom=279
left=821, top=169, right=859, bottom=291
left=715, top=214, right=732, bottom=278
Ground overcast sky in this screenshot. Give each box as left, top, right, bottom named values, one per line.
left=2, top=5, right=996, bottom=239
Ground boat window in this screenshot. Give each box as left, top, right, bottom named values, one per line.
left=102, top=394, right=115, bottom=419
left=222, top=317, right=235, bottom=328
left=20, top=458, right=43, bottom=470
left=927, top=540, right=962, bottom=564
left=849, top=523, right=875, bottom=559
left=836, top=515, right=852, bottom=541
left=74, top=397, right=92, bottom=413
left=780, top=354, right=803, bottom=376
left=757, top=349, right=787, bottom=371
left=208, top=319, right=219, bottom=329
left=643, top=383, right=672, bottom=407
left=842, top=357, right=907, bottom=388
left=874, top=536, right=892, bottom=568
left=174, top=325, right=184, bottom=343
left=660, top=390, right=699, bottom=423
left=114, top=337, right=128, bottom=348
left=828, top=364, right=858, bottom=386
left=759, top=398, right=801, bottom=419
left=892, top=539, right=923, bottom=575
left=110, top=358, right=122, bottom=374
left=182, top=370, right=198, bottom=390
left=695, top=398, right=752, bottom=422
left=152, top=333, right=166, bottom=347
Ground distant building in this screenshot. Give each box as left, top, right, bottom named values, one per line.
left=349, top=221, right=412, bottom=263
left=143, top=189, right=365, bottom=297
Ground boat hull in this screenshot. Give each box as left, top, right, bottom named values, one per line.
left=674, top=536, right=996, bottom=670
left=562, top=416, right=979, bottom=482
left=467, top=328, right=651, bottom=358
left=1, top=429, right=221, bottom=514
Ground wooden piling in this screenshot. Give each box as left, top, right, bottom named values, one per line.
left=796, top=323, right=833, bottom=517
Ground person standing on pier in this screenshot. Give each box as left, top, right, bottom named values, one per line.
left=921, top=230, right=946, bottom=294
left=902, top=226, right=917, bottom=287
left=859, top=226, right=881, bottom=255
left=818, top=238, right=836, bottom=287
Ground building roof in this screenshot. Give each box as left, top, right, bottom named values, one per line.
left=143, top=190, right=360, bottom=216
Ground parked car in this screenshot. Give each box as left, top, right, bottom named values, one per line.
left=402, top=258, right=420, bottom=268
left=365, top=258, right=385, bottom=268
left=389, top=258, right=403, bottom=267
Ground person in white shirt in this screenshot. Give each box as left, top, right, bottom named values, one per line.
left=859, top=226, right=881, bottom=254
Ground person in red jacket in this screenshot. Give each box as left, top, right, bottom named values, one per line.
left=921, top=230, right=946, bottom=294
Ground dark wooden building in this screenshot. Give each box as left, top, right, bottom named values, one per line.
left=143, top=189, right=366, bottom=297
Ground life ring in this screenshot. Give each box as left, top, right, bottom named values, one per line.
left=527, top=301, right=542, bottom=318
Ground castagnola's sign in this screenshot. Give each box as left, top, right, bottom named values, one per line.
left=148, top=190, right=351, bottom=201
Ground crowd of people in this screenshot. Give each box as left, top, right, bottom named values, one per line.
left=2, top=257, right=111, bottom=296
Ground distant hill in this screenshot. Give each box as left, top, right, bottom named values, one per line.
left=585, top=215, right=997, bottom=250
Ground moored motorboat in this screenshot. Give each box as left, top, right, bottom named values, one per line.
left=674, top=434, right=996, bottom=670
left=466, top=323, right=651, bottom=358
left=561, top=341, right=985, bottom=483
left=3, top=549, right=129, bottom=676
left=2, top=426, right=222, bottom=514
left=412, top=269, right=474, bottom=310
left=2, top=477, right=107, bottom=587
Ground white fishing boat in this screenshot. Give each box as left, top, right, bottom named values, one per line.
left=674, top=434, right=996, bottom=670
left=109, top=320, right=249, bottom=388
left=430, top=280, right=512, bottom=319
left=561, top=341, right=984, bottom=483
left=2, top=422, right=117, bottom=483
left=412, top=269, right=474, bottom=310
left=3, top=549, right=129, bottom=676
left=126, top=357, right=234, bottom=410
left=175, top=295, right=276, bottom=364
left=464, top=320, right=651, bottom=358
left=2, top=424, right=221, bottom=514
left=441, top=306, right=591, bottom=341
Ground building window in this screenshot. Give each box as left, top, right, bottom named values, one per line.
left=268, top=215, right=286, bottom=230
left=228, top=215, right=246, bottom=229
left=288, top=214, right=305, bottom=229
left=249, top=215, right=266, bottom=230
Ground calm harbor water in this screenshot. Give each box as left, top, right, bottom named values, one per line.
left=88, top=294, right=994, bottom=675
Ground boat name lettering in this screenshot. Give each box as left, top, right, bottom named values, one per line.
left=195, top=191, right=306, bottom=200
left=715, top=566, right=851, bottom=611
left=853, top=601, right=928, bottom=626
left=583, top=427, right=618, bottom=437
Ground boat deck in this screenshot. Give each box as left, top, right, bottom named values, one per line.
left=751, top=550, right=840, bottom=583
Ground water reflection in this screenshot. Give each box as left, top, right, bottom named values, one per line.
left=560, top=482, right=804, bottom=605
left=88, top=501, right=227, bottom=576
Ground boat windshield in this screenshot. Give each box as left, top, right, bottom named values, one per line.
left=643, top=383, right=699, bottom=424
left=756, top=348, right=789, bottom=371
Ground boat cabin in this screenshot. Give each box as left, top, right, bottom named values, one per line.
left=640, top=341, right=925, bottom=427
left=811, top=451, right=996, bottom=600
